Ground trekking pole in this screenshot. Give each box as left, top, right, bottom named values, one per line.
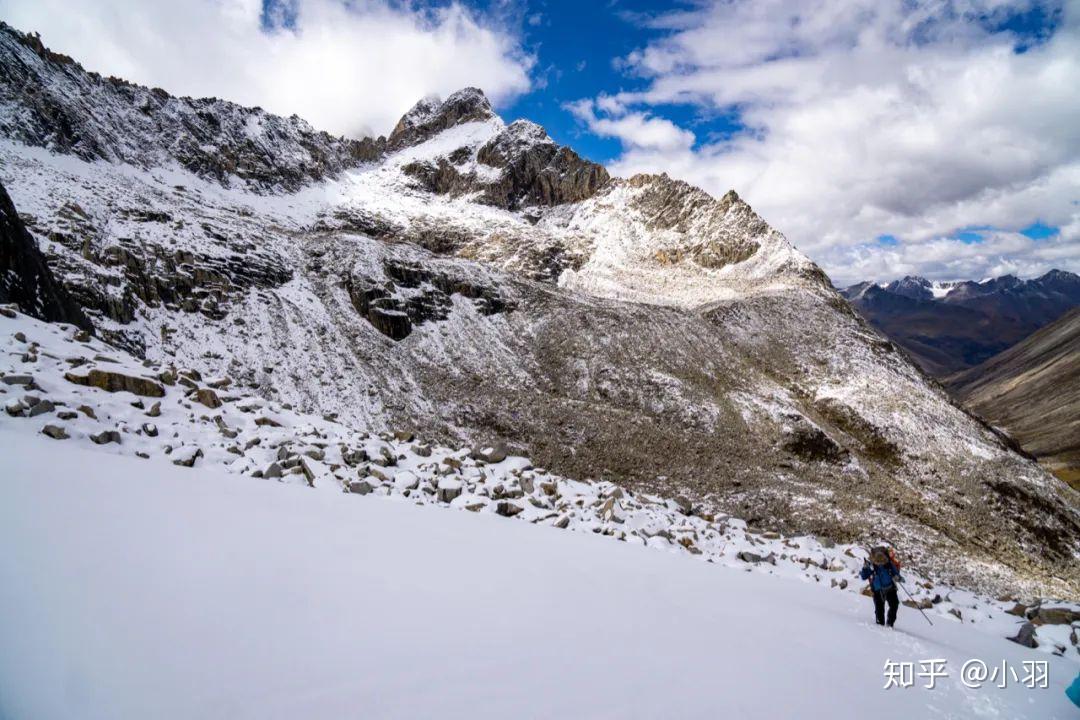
left=897, top=579, right=934, bottom=626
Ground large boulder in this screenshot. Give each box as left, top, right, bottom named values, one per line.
left=1008, top=622, right=1039, bottom=648
left=65, top=368, right=165, bottom=397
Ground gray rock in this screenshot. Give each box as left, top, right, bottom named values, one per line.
left=553, top=515, right=570, bottom=529
left=471, top=442, right=508, bottom=464
left=27, top=399, right=54, bottom=417
left=349, top=479, right=374, bottom=495
left=265, top=462, right=283, bottom=479
left=145, top=401, right=161, bottom=417
left=41, top=424, right=68, bottom=439
left=172, top=448, right=204, bottom=467
left=90, top=429, right=121, bottom=445
left=2, top=374, right=33, bottom=385
left=194, top=387, right=222, bottom=409
left=437, top=480, right=463, bottom=503
left=1008, top=622, right=1038, bottom=648
left=496, top=501, right=524, bottom=517
left=141, top=422, right=158, bottom=437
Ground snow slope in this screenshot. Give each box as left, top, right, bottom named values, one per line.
left=0, top=435, right=1076, bottom=720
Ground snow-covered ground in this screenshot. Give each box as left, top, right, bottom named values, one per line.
left=1, top=307, right=1079, bottom=718
left=1, top=435, right=1077, bottom=720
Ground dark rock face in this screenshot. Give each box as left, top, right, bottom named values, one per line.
left=345, top=257, right=512, bottom=340
left=476, top=121, right=610, bottom=210
left=388, top=87, right=495, bottom=151
left=395, top=110, right=610, bottom=212
left=0, top=23, right=383, bottom=192
left=0, top=180, right=92, bottom=330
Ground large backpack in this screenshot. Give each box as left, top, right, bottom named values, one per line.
left=870, top=545, right=901, bottom=571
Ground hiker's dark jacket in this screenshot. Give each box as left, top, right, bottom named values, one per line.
left=860, top=561, right=899, bottom=591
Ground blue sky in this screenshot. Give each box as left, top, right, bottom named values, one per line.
left=491, top=0, right=747, bottom=164
left=7, top=0, right=1078, bottom=284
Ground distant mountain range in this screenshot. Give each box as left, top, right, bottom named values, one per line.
left=840, top=270, right=1080, bottom=376
left=948, top=308, right=1080, bottom=488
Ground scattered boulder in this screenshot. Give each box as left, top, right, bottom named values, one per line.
left=496, top=501, right=524, bottom=517
left=2, top=374, right=33, bottom=386
left=194, top=387, right=222, bottom=409
left=141, top=423, right=158, bottom=437
left=171, top=447, right=204, bottom=468
left=77, top=404, right=96, bottom=419
left=437, top=478, right=463, bottom=503
left=902, top=598, right=934, bottom=610
left=349, top=478, right=375, bottom=495
left=89, top=429, right=121, bottom=445
left=394, top=471, right=420, bottom=492
left=264, top=462, right=283, bottom=479
left=65, top=369, right=165, bottom=397
left=27, top=399, right=54, bottom=417
left=553, top=515, right=570, bottom=529
left=1005, top=603, right=1028, bottom=617
left=1008, top=622, right=1039, bottom=648
left=302, top=447, right=326, bottom=461
left=41, top=424, right=68, bottom=440
left=1032, top=607, right=1080, bottom=626
left=471, top=443, right=508, bottom=464
left=146, top=401, right=161, bottom=417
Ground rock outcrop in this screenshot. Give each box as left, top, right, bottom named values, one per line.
left=0, top=181, right=91, bottom=331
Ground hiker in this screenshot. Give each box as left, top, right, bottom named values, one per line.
left=860, top=547, right=902, bottom=627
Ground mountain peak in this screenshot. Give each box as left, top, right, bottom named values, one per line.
left=388, top=87, right=496, bottom=150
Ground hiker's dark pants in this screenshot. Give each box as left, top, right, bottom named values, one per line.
left=873, top=586, right=899, bottom=626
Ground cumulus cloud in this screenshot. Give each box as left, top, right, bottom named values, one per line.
left=576, top=0, right=1080, bottom=285
left=566, top=98, right=695, bottom=151
left=0, top=0, right=533, bottom=138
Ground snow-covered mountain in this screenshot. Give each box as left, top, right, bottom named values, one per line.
left=840, top=271, right=1080, bottom=376
left=0, top=22, right=1078, bottom=596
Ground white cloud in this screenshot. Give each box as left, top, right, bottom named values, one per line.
left=0, top=0, right=533, bottom=138
left=566, top=98, right=695, bottom=151
left=579, top=0, right=1080, bottom=285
